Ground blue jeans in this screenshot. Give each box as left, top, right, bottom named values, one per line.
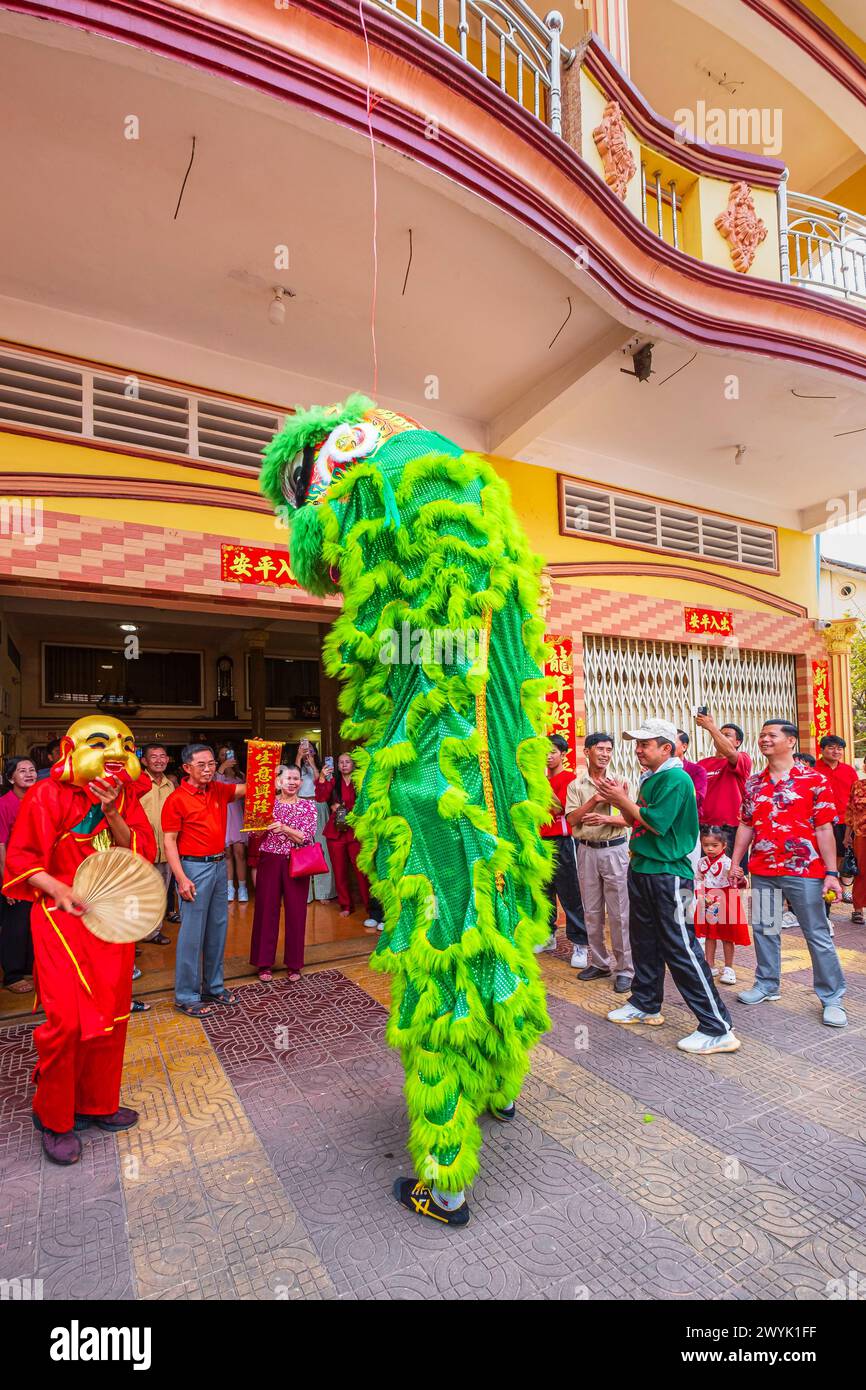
left=750, top=874, right=846, bottom=1007
left=175, top=858, right=229, bottom=1006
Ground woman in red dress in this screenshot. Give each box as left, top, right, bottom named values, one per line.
left=315, top=753, right=371, bottom=918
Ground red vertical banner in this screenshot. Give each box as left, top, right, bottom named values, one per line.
left=545, top=634, right=577, bottom=770
left=242, top=739, right=284, bottom=832
left=812, top=659, right=831, bottom=751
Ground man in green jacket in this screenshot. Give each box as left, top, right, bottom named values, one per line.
left=598, top=720, right=740, bottom=1056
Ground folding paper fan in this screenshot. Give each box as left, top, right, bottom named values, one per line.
left=73, top=848, right=167, bottom=943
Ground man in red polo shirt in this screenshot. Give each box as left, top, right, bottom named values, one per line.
left=162, top=743, right=246, bottom=1018
left=696, top=713, right=751, bottom=859
left=818, top=735, right=858, bottom=885
left=730, top=719, right=846, bottom=1027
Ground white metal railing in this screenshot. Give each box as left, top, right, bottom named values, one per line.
left=779, top=176, right=866, bottom=305
left=640, top=163, right=683, bottom=251
left=373, top=0, right=565, bottom=134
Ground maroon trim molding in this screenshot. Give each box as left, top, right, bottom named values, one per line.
left=4, top=0, right=866, bottom=387
left=742, top=0, right=866, bottom=112
left=579, top=36, right=786, bottom=186
left=0, top=572, right=333, bottom=619
left=546, top=560, right=808, bottom=617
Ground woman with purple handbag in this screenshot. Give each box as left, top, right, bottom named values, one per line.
left=249, top=764, right=325, bottom=982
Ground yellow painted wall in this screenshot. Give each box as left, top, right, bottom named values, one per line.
left=490, top=455, right=817, bottom=616
left=825, top=163, right=866, bottom=218
left=0, top=431, right=278, bottom=545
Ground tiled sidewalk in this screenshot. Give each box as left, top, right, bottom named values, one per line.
left=1, top=919, right=865, bottom=1300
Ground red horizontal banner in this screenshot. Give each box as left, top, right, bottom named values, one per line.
left=685, top=605, right=734, bottom=636
left=221, top=544, right=299, bottom=587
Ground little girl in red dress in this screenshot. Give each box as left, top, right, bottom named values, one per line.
left=695, top=826, right=750, bottom=985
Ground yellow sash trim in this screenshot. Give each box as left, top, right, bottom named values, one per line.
left=2, top=864, right=45, bottom=890
left=42, top=903, right=93, bottom=997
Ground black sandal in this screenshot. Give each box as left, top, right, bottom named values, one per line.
left=203, top=989, right=237, bottom=1006
left=175, top=1001, right=216, bottom=1017
left=149, top=932, right=171, bottom=946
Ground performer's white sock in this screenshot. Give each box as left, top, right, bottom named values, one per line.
left=432, top=1185, right=465, bottom=1210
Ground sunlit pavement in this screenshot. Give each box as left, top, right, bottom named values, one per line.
left=1, top=911, right=865, bottom=1300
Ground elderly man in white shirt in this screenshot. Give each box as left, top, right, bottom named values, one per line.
left=566, top=731, right=633, bottom=994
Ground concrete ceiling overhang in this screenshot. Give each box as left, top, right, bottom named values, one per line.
left=0, top=6, right=865, bottom=532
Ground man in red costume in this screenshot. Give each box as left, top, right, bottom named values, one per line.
left=3, top=715, right=156, bottom=1165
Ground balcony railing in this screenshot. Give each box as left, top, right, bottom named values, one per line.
left=369, top=5, right=866, bottom=309
left=779, top=180, right=866, bottom=305
left=373, top=0, right=565, bottom=134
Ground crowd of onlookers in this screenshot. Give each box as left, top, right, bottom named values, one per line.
left=2, top=719, right=863, bottom=1040
left=543, top=717, right=864, bottom=1055
left=0, top=736, right=378, bottom=1018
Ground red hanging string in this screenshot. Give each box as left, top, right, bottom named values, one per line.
left=358, top=0, right=379, bottom=398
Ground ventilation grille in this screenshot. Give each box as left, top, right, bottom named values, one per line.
left=0, top=348, right=284, bottom=469
left=0, top=353, right=84, bottom=434
left=561, top=478, right=777, bottom=572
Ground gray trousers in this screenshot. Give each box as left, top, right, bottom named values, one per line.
left=175, top=858, right=229, bottom=1006
left=577, top=841, right=632, bottom=976
left=750, top=874, right=846, bottom=1007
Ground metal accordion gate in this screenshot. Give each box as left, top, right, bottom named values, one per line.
left=582, top=635, right=798, bottom=776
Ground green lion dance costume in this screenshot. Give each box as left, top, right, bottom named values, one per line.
left=260, top=395, right=553, bottom=1225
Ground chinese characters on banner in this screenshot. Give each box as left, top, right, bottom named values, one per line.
left=242, top=739, right=284, bottom=832
left=221, top=544, right=299, bottom=588
left=545, top=634, right=577, bottom=770
left=811, top=659, right=831, bottom=750
left=684, top=606, right=734, bottom=637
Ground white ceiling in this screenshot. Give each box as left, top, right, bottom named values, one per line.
left=629, top=0, right=859, bottom=192
left=0, top=15, right=610, bottom=437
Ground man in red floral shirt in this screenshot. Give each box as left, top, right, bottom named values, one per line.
left=730, top=718, right=846, bottom=1027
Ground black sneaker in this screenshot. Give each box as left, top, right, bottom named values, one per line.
left=490, top=1102, right=516, bottom=1122
left=393, top=1178, right=470, bottom=1226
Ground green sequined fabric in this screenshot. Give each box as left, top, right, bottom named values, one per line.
left=264, top=420, right=553, bottom=1191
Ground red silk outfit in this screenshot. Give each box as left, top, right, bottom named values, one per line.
left=315, top=778, right=370, bottom=913
left=2, top=779, right=156, bottom=1133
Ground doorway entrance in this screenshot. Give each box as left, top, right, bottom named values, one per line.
left=0, top=591, right=376, bottom=1019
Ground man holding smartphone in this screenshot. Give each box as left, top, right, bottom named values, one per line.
left=696, top=712, right=752, bottom=861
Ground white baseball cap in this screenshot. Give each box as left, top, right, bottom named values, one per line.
left=622, top=719, right=679, bottom=745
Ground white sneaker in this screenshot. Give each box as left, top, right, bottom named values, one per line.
left=828, top=921, right=835, bottom=938
left=363, top=918, right=378, bottom=928
left=227, top=883, right=235, bottom=903
left=533, top=934, right=557, bottom=954
left=376, top=922, right=385, bottom=932
left=677, top=1029, right=741, bottom=1054
left=720, top=966, right=736, bottom=985
left=237, top=884, right=249, bottom=903
left=607, top=1003, right=664, bottom=1026
left=710, top=965, right=720, bottom=977
left=781, top=910, right=798, bottom=929
left=569, top=945, right=588, bottom=969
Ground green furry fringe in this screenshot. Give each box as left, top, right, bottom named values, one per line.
left=313, top=447, right=555, bottom=1192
